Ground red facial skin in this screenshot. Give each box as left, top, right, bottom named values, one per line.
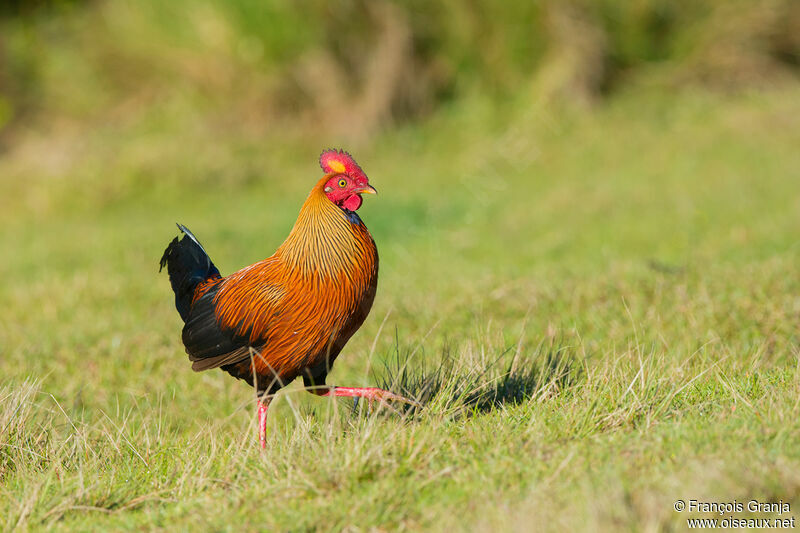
left=319, top=148, right=375, bottom=212
left=323, top=174, right=368, bottom=211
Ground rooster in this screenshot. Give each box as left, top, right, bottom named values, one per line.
left=160, top=149, right=416, bottom=448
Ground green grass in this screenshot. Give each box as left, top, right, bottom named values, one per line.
left=2, top=87, right=800, bottom=531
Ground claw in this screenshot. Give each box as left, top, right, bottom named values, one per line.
left=370, top=390, right=422, bottom=408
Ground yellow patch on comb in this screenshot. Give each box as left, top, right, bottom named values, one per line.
left=328, top=160, right=346, bottom=173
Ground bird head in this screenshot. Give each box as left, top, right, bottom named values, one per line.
left=320, top=149, right=377, bottom=212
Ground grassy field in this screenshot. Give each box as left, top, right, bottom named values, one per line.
left=2, top=85, right=800, bottom=531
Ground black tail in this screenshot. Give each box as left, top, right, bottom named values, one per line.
left=159, top=223, right=221, bottom=322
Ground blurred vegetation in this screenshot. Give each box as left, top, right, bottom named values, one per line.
left=1, top=0, right=798, bottom=144
left=0, top=0, right=797, bottom=223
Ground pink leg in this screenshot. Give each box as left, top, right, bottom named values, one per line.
left=258, top=399, right=271, bottom=449
left=316, top=386, right=420, bottom=407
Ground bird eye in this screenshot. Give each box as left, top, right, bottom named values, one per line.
left=338, top=179, right=347, bottom=188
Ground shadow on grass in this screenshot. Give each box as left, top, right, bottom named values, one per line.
left=372, top=337, right=581, bottom=416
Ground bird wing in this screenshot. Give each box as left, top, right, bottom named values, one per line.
left=181, top=258, right=288, bottom=371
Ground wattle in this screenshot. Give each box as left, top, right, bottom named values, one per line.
left=342, top=194, right=362, bottom=211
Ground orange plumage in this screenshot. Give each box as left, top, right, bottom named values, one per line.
left=161, top=149, right=413, bottom=446
left=190, top=174, right=378, bottom=386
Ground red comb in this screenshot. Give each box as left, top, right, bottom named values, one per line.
left=319, top=149, right=368, bottom=182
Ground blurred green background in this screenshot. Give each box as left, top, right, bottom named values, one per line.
left=2, top=1, right=800, bottom=530
left=2, top=0, right=798, bottom=182
left=1, top=0, right=798, bottom=210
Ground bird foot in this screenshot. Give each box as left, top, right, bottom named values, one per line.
left=323, top=386, right=421, bottom=408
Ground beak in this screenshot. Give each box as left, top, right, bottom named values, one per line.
left=359, top=184, right=377, bottom=195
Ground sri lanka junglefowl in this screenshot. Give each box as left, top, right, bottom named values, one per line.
left=160, top=149, right=416, bottom=448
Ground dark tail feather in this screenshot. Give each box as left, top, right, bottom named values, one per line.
left=160, top=223, right=221, bottom=322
